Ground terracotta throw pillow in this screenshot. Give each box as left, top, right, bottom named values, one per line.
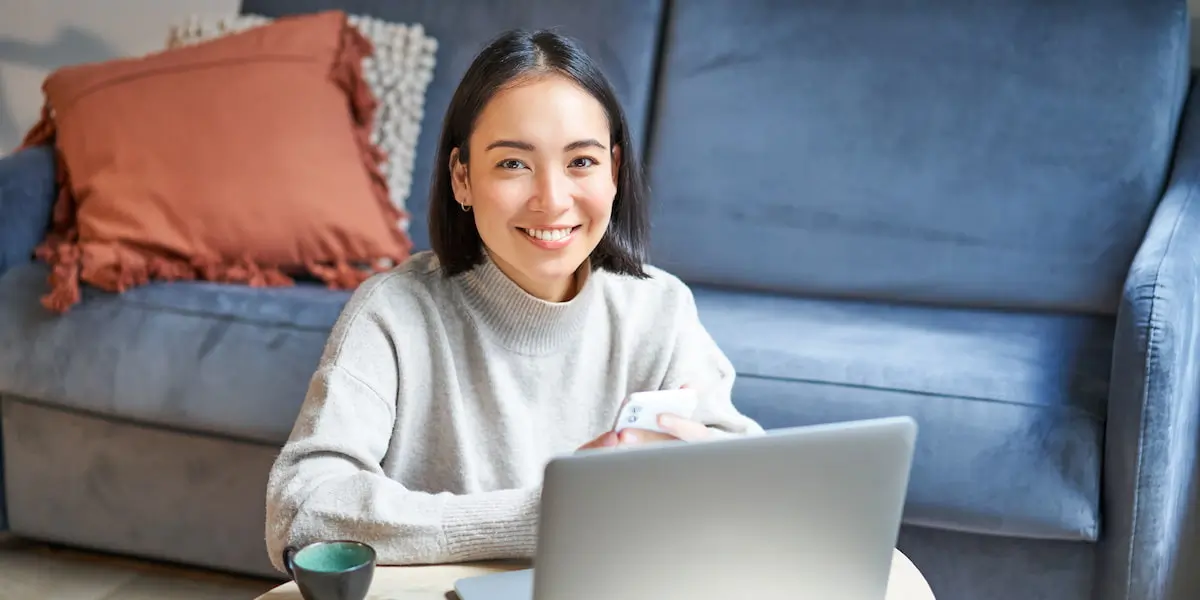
left=165, top=13, right=439, bottom=230
left=20, top=10, right=413, bottom=314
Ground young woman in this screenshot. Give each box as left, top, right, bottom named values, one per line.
left=264, top=28, right=763, bottom=572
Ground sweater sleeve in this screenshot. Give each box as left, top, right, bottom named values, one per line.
left=264, top=282, right=541, bottom=572
left=660, top=282, right=766, bottom=438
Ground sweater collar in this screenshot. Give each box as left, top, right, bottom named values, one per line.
left=455, top=249, right=598, bottom=355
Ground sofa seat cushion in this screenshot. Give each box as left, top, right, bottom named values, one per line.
left=692, top=285, right=1110, bottom=542
left=0, top=263, right=348, bottom=445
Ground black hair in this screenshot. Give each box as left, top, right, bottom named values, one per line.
left=428, top=29, right=650, bottom=278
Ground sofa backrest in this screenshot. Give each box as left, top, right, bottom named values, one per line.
left=240, top=0, right=666, bottom=254
left=644, top=0, right=1189, bottom=315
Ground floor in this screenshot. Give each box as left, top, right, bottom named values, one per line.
left=0, top=533, right=278, bottom=599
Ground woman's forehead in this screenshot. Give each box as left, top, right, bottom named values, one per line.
left=472, top=76, right=609, bottom=147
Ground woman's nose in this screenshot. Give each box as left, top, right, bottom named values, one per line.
left=532, top=170, right=572, bottom=213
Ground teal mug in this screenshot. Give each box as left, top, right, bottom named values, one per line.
left=283, top=540, right=376, bottom=600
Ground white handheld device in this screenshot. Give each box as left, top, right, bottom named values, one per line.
left=612, top=388, right=699, bottom=434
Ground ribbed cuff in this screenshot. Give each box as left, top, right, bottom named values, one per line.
left=441, top=487, right=541, bottom=562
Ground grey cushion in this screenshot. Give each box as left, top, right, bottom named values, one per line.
left=646, top=0, right=1189, bottom=314
left=691, top=284, right=1109, bottom=541
left=240, top=0, right=666, bottom=253
left=0, top=264, right=347, bottom=445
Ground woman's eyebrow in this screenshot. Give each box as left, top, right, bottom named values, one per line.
left=486, top=139, right=535, bottom=151
left=485, top=139, right=607, bottom=152
left=564, top=139, right=606, bottom=152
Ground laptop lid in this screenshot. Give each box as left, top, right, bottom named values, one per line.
left=457, top=416, right=917, bottom=600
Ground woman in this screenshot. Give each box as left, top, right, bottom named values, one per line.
left=264, top=28, right=763, bottom=572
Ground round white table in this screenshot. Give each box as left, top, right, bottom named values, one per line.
left=256, top=548, right=935, bottom=599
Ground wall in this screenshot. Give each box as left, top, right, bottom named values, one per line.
left=0, top=0, right=239, bottom=152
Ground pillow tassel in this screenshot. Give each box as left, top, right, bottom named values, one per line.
left=37, top=242, right=82, bottom=313
left=194, top=254, right=294, bottom=288
left=306, top=260, right=371, bottom=290
left=21, top=102, right=87, bottom=313
left=148, top=256, right=198, bottom=282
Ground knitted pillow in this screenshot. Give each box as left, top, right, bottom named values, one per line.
left=20, top=10, right=413, bottom=313
left=166, top=13, right=438, bottom=231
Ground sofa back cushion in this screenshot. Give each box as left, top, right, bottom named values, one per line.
left=241, top=0, right=666, bottom=253
left=645, top=0, right=1189, bottom=314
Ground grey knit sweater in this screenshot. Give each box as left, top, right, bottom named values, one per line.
left=264, top=250, right=763, bottom=571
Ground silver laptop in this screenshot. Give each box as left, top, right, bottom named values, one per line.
left=454, top=416, right=917, bottom=600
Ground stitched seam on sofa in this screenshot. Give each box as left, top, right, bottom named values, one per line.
left=1121, top=24, right=1192, bottom=595
left=1125, top=177, right=1197, bottom=597
left=736, top=372, right=1106, bottom=418
left=0, top=394, right=282, bottom=448
left=900, top=516, right=1099, bottom=544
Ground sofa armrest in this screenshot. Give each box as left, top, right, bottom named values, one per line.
left=1103, top=75, right=1200, bottom=600
left=0, top=145, right=56, bottom=278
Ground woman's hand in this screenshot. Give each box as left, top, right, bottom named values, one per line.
left=577, top=414, right=711, bottom=450
left=616, top=384, right=712, bottom=446
left=576, top=430, right=619, bottom=452
left=617, top=413, right=713, bottom=446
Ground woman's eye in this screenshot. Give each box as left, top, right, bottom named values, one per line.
left=498, top=159, right=526, bottom=170
left=570, top=157, right=597, bottom=168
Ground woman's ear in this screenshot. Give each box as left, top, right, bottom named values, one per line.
left=611, top=144, right=622, bottom=184
left=449, top=147, right=471, bottom=209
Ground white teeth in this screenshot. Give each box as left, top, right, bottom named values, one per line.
left=523, top=228, right=573, bottom=242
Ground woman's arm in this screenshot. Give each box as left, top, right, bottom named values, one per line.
left=264, top=364, right=540, bottom=571
left=659, top=283, right=765, bottom=438
left=264, top=281, right=540, bottom=572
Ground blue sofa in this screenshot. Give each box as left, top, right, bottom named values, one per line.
left=1, top=1, right=1198, bottom=598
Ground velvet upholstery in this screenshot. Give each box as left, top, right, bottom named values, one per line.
left=0, top=1, right=1199, bottom=599
left=1, top=397, right=280, bottom=576
left=0, top=262, right=347, bottom=445
left=1098, top=73, right=1200, bottom=600
left=0, top=145, right=54, bottom=279
left=0, top=257, right=1108, bottom=542
left=692, top=286, right=1108, bottom=541
left=0, top=144, right=56, bottom=531
left=646, top=0, right=1189, bottom=315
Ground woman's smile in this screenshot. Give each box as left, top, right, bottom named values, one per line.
left=518, top=225, right=582, bottom=249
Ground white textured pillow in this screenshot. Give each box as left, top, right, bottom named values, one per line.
left=166, top=14, right=438, bottom=230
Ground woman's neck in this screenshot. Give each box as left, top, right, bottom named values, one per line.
left=453, top=250, right=598, bottom=354
left=487, top=250, right=583, bottom=303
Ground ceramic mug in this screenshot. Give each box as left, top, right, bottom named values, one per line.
left=283, top=540, right=376, bottom=600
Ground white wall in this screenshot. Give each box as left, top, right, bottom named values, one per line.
left=0, top=0, right=239, bottom=152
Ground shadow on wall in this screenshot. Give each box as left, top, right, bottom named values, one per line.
left=0, top=26, right=117, bottom=151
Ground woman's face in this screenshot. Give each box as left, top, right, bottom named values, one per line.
left=450, top=74, right=620, bottom=302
